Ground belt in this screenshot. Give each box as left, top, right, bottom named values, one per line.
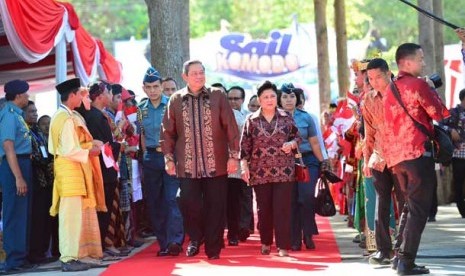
left=2, top=154, right=31, bottom=159
left=146, top=146, right=162, bottom=153
left=301, top=151, right=313, bottom=157
left=423, top=151, right=432, bottom=157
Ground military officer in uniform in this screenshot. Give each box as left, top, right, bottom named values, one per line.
left=0, top=79, right=35, bottom=272
left=139, top=67, right=184, bottom=257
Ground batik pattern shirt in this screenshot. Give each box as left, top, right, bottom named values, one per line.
left=30, top=126, right=53, bottom=188
left=240, top=108, right=301, bottom=185
left=440, top=104, right=465, bottom=159
left=383, top=71, right=450, bottom=167
left=161, top=86, right=240, bottom=178
left=362, top=89, right=387, bottom=172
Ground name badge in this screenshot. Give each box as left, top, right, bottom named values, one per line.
left=142, top=109, right=149, bottom=119
left=40, top=146, right=48, bottom=159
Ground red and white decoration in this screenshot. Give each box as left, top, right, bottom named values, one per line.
left=0, top=0, right=121, bottom=92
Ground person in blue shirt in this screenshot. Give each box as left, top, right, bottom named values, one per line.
left=279, top=83, right=330, bottom=251
left=138, top=67, right=184, bottom=257
left=0, top=79, right=35, bottom=272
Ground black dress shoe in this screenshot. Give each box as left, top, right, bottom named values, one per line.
left=157, top=248, right=170, bottom=257
left=129, top=239, right=145, bottom=248
left=304, top=236, right=316, bottom=250
left=61, top=260, right=90, bottom=272
left=228, top=239, right=239, bottom=246
left=291, top=245, right=302, bottom=251
left=396, top=259, right=429, bottom=275
left=391, top=256, right=426, bottom=271
left=7, top=262, right=39, bottom=272
left=238, top=228, right=250, bottom=242
left=208, top=254, right=220, bottom=260
left=397, top=264, right=430, bottom=275
left=369, top=251, right=391, bottom=265
left=140, top=230, right=156, bottom=238
left=186, top=241, right=200, bottom=257
left=119, top=247, right=132, bottom=255
left=168, top=243, right=182, bottom=256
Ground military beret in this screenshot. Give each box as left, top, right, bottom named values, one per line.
left=56, top=78, right=81, bottom=95
left=281, top=82, right=303, bottom=95
left=280, top=83, right=294, bottom=93
left=4, top=79, right=29, bottom=95
left=143, top=67, right=161, bottom=83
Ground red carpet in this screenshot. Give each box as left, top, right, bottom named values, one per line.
left=102, top=216, right=340, bottom=276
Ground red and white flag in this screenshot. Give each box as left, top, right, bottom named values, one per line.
left=331, top=99, right=355, bottom=136
left=102, top=143, right=119, bottom=171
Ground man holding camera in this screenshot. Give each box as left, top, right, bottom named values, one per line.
left=383, top=43, right=449, bottom=275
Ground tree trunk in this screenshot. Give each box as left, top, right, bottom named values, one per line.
left=145, top=0, right=189, bottom=87
left=417, top=0, right=435, bottom=75
left=334, top=0, right=349, bottom=97
left=433, top=0, right=445, bottom=102
left=314, top=0, right=331, bottom=112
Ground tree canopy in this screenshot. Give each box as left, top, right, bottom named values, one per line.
left=68, top=0, right=462, bottom=54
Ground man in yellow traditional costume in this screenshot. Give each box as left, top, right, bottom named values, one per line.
left=48, top=78, right=106, bottom=272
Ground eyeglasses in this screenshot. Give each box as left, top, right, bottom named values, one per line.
left=249, top=104, right=260, bottom=108
left=228, top=97, right=243, bottom=101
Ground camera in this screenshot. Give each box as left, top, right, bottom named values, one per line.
left=429, top=73, right=443, bottom=89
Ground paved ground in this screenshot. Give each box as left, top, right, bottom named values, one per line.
left=3, top=204, right=465, bottom=275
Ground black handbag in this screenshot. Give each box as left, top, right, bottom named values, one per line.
left=390, top=82, right=453, bottom=164
left=315, top=176, right=336, bottom=217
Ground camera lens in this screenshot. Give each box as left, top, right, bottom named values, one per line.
left=429, top=73, right=443, bottom=89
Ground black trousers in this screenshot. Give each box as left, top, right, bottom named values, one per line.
left=239, top=183, right=254, bottom=231
left=429, top=175, right=438, bottom=219
left=371, top=167, right=404, bottom=254
left=29, top=185, right=59, bottom=261
left=452, top=158, right=465, bottom=217
left=97, top=181, right=117, bottom=248
left=226, top=178, right=244, bottom=240
left=392, top=156, right=435, bottom=264
left=253, top=182, right=293, bottom=250
left=179, top=175, right=227, bottom=257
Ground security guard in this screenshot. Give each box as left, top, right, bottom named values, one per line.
left=0, top=79, right=34, bottom=272
left=138, top=67, right=184, bottom=257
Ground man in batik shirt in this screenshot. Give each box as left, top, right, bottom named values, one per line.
left=383, top=43, right=449, bottom=275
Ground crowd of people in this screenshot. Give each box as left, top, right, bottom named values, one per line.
left=1, top=29, right=465, bottom=275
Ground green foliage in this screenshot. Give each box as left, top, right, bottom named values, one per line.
left=191, top=0, right=314, bottom=39
left=345, top=0, right=463, bottom=47
left=67, top=0, right=462, bottom=53
left=347, top=0, right=419, bottom=44
left=443, top=1, right=464, bottom=44
left=67, top=0, right=149, bottom=50
left=190, top=0, right=234, bottom=38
